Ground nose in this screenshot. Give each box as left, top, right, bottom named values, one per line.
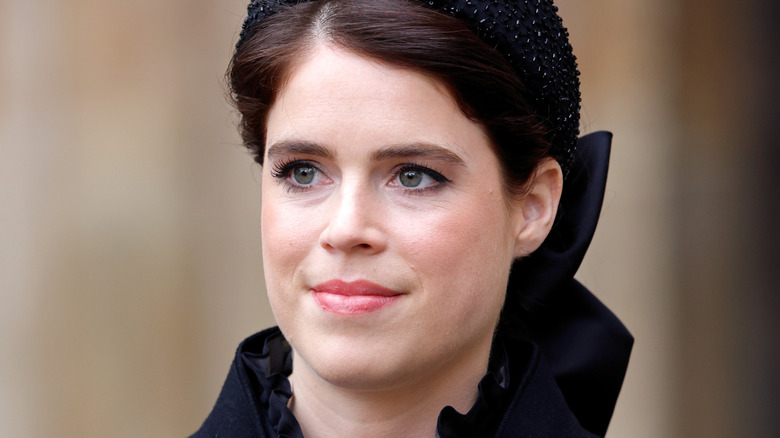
left=319, top=180, right=387, bottom=255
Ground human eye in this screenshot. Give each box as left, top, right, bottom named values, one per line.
left=270, top=159, right=328, bottom=191
left=390, top=164, right=450, bottom=193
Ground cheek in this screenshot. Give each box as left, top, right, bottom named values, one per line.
left=260, top=195, right=322, bottom=341
left=260, top=193, right=318, bottom=292
left=399, top=197, right=512, bottom=271
left=392, top=195, right=515, bottom=308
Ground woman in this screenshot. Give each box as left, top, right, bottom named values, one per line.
left=192, top=0, right=632, bottom=437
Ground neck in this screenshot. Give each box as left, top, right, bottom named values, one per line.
left=288, top=345, right=490, bottom=438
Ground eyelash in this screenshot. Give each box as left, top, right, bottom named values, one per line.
left=269, top=158, right=451, bottom=194
left=269, top=158, right=322, bottom=193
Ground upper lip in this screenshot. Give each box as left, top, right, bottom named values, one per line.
left=311, top=279, right=401, bottom=297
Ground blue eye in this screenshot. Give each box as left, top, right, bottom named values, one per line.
left=399, top=169, right=424, bottom=187
left=292, top=165, right=317, bottom=185
left=394, top=165, right=449, bottom=191
left=270, top=159, right=324, bottom=190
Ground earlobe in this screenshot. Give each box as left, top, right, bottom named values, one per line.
left=512, top=158, right=563, bottom=257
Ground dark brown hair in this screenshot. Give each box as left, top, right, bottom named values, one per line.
left=228, top=0, right=552, bottom=195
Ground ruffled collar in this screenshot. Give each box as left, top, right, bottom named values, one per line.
left=435, top=338, right=512, bottom=438
left=192, top=326, right=601, bottom=437
left=240, top=328, right=518, bottom=438
left=241, top=331, right=302, bottom=438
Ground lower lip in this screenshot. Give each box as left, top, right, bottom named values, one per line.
left=311, top=291, right=400, bottom=315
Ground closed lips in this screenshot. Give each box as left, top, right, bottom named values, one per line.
left=311, top=279, right=402, bottom=314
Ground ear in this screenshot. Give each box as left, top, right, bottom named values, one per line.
left=511, top=158, right=563, bottom=257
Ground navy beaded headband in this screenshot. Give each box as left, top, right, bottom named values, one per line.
left=236, top=0, right=581, bottom=173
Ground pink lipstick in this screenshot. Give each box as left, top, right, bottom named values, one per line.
left=311, top=279, right=401, bottom=315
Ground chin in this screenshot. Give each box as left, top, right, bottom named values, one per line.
left=293, top=333, right=421, bottom=391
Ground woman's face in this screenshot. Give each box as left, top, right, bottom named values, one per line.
left=261, top=44, right=527, bottom=391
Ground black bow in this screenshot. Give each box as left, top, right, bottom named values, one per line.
left=505, top=131, right=633, bottom=437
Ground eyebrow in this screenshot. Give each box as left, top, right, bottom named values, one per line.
left=371, top=143, right=466, bottom=166
left=265, top=139, right=466, bottom=167
left=265, top=140, right=336, bottom=160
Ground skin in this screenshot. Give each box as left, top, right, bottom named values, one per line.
left=261, top=43, right=562, bottom=438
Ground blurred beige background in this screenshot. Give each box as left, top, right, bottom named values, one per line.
left=2, top=0, right=778, bottom=437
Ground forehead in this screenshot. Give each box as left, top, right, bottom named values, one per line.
left=265, top=43, right=492, bottom=163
